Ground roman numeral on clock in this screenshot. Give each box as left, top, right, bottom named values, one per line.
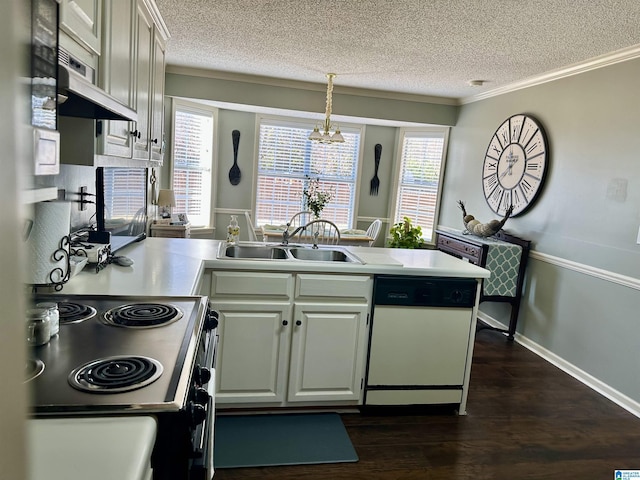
left=484, top=173, right=499, bottom=193
left=521, top=178, right=534, bottom=195
left=489, top=185, right=504, bottom=207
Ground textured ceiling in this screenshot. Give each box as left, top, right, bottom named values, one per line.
left=155, top=0, right=640, bottom=101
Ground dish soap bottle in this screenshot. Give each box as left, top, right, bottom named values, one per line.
left=227, top=215, right=240, bottom=243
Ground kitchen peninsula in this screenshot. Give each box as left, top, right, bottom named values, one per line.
left=33, top=238, right=489, bottom=478
left=59, top=237, right=489, bottom=411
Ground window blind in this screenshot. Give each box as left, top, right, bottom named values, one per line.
left=256, top=119, right=361, bottom=229
left=103, top=168, right=146, bottom=220
left=171, top=106, right=214, bottom=227
left=394, top=130, right=448, bottom=240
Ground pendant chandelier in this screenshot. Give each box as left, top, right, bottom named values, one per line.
left=308, top=73, right=345, bottom=144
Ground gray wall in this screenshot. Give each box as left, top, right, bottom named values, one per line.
left=165, top=72, right=459, bottom=126
left=441, top=58, right=640, bottom=403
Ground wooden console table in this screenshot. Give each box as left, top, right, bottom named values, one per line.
left=435, top=228, right=531, bottom=340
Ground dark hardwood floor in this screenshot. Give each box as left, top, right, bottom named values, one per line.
left=213, top=328, right=640, bottom=479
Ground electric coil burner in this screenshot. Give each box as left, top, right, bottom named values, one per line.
left=57, top=302, right=97, bottom=324
left=102, top=303, right=183, bottom=328
left=68, top=355, right=164, bottom=393
left=25, top=358, right=45, bottom=383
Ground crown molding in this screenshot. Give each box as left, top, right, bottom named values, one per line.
left=164, top=65, right=458, bottom=106
left=461, top=43, right=640, bottom=105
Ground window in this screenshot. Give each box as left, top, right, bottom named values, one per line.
left=102, top=167, right=146, bottom=220
left=392, top=128, right=449, bottom=243
left=170, top=100, right=216, bottom=228
left=255, top=116, right=362, bottom=229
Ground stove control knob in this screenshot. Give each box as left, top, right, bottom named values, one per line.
left=194, top=365, right=211, bottom=385
left=193, top=387, right=210, bottom=406
left=188, top=402, right=207, bottom=427
left=205, top=310, right=219, bottom=331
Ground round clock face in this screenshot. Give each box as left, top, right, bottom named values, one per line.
left=482, top=114, right=549, bottom=216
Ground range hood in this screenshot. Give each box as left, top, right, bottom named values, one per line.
left=58, top=64, right=138, bottom=123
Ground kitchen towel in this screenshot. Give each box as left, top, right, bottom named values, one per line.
left=214, top=413, right=358, bottom=468
left=25, top=201, right=71, bottom=285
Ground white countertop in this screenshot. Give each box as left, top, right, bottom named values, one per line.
left=28, top=416, right=156, bottom=480
left=60, top=238, right=489, bottom=296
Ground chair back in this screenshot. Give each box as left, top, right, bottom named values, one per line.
left=288, top=211, right=312, bottom=228
left=366, top=219, right=383, bottom=246
left=295, top=219, right=341, bottom=245
left=128, top=208, right=147, bottom=236
left=244, top=211, right=258, bottom=242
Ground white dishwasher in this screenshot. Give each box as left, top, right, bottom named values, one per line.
left=365, top=275, right=479, bottom=412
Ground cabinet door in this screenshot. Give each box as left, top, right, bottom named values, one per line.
left=59, top=0, right=102, bottom=56
left=215, top=302, right=292, bottom=404
left=99, top=0, right=136, bottom=158
left=288, top=303, right=369, bottom=403
left=132, top=0, right=153, bottom=161
left=149, top=29, right=166, bottom=163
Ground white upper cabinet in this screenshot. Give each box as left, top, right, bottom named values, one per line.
left=132, top=0, right=169, bottom=165
left=150, top=29, right=167, bottom=162
left=98, top=0, right=136, bottom=158
left=132, top=0, right=153, bottom=162
left=59, top=0, right=102, bottom=67
left=59, top=0, right=169, bottom=167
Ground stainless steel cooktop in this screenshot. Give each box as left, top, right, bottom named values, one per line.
left=29, top=294, right=209, bottom=415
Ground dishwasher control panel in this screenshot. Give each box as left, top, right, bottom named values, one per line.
left=373, top=276, right=477, bottom=308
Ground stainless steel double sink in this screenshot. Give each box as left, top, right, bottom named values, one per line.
left=218, top=242, right=362, bottom=263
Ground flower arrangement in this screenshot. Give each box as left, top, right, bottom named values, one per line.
left=303, top=176, right=333, bottom=218
left=387, top=217, right=424, bottom=249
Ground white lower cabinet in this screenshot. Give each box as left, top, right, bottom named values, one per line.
left=288, top=303, right=369, bottom=403
left=208, top=271, right=372, bottom=407
left=215, top=302, right=291, bottom=404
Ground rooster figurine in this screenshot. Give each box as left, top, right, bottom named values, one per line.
left=457, top=200, right=513, bottom=237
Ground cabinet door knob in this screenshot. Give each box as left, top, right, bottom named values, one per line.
left=295, top=320, right=302, bottom=326
left=152, top=138, right=158, bottom=144
left=282, top=320, right=288, bottom=326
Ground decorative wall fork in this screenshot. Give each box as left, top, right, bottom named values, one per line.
left=369, top=143, right=382, bottom=195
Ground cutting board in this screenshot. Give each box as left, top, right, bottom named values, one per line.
left=354, top=252, right=403, bottom=266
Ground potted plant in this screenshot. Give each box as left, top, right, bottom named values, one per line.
left=303, top=177, right=333, bottom=218
left=387, top=217, right=424, bottom=249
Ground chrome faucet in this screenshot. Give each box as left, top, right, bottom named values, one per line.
left=281, top=223, right=307, bottom=245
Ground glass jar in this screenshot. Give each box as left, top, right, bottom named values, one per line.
left=26, top=308, right=51, bottom=346
left=36, top=302, right=59, bottom=336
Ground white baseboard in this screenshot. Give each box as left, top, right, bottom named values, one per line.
left=477, top=312, right=640, bottom=419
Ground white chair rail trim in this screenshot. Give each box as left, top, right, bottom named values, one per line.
left=530, top=251, right=640, bottom=292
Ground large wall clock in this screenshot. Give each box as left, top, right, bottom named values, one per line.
left=482, top=113, right=549, bottom=217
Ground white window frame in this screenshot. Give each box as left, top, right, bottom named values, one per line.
left=389, top=126, right=450, bottom=244
left=169, top=98, right=218, bottom=230
left=253, top=114, right=364, bottom=229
